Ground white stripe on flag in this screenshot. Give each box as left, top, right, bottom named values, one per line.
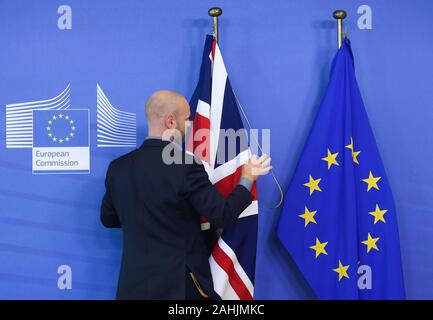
left=209, top=44, right=227, bottom=168
left=196, top=99, right=210, bottom=119
left=216, top=238, right=255, bottom=298
left=239, top=200, right=258, bottom=219
left=210, top=149, right=251, bottom=184
left=209, top=254, right=240, bottom=300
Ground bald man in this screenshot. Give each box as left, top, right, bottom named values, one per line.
left=100, top=91, right=271, bottom=300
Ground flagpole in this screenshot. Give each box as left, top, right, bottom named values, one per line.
left=208, top=7, right=222, bottom=42
left=333, top=10, right=347, bottom=48
left=207, top=7, right=284, bottom=208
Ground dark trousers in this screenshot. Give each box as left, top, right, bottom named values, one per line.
left=185, top=268, right=210, bottom=300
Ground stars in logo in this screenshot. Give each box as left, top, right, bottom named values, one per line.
left=46, top=113, right=76, bottom=144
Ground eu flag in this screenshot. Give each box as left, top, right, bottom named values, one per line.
left=33, top=109, right=89, bottom=147
left=277, top=39, right=405, bottom=299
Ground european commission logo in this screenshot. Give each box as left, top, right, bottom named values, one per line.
left=32, top=109, right=90, bottom=174
left=5, top=84, right=137, bottom=174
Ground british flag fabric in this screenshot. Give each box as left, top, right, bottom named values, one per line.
left=188, top=35, right=258, bottom=300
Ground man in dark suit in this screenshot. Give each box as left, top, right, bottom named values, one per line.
left=100, top=90, right=271, bottom=300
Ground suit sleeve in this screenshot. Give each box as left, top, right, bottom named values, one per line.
left=182, top=162, right=253, bottom=229
left=100, top=162, right=122, bottom=228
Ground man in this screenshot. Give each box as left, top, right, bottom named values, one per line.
left=101, top=90, right=272, bottom=300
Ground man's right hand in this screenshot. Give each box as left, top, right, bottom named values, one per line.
left=241, top=154, right=272, bottom=182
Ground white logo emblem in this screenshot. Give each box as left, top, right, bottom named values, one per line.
left=6, top=84, right=71, bottom=149
left=96, top=84, right=137, bottom=148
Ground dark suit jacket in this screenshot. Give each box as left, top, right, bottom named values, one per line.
left=100, top=139, right=253, bottom=299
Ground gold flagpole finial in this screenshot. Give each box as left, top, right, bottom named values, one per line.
left=208, top=7, right=223, bottom=43
left=333, top=10, right=347, bottom=48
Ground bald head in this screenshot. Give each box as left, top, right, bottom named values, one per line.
left=145, top=90, right=190, bottom=139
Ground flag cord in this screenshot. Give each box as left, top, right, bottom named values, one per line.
left=232, top=90, right=284, bottom=209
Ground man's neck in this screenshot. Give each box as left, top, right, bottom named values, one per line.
left=147, top=129, right=163, bottom=138
left=146, top=134, right=173, bottom=143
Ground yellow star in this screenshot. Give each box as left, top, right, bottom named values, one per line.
left=52, top=115, right=57, bottom=120
left=309, top=237, right=328, bottom=258
left=70, top=120, right=74, bottom=124
left=352, top=150, right=361, bottom=164
left=52, top=137, right=57, bottom=142
left=333, top=260, right=350, bottom=281
left=345, top=137, right=361, bottom=164
left=321, top=149, right=339, bottom=170
left=48, top=133, right=52, bottom=137
left=303, top=175, right=322, bottom=196
left=65, top=115, right=69, bottom=120
left=362, top=232, right=380, bottom=253
left=345, top=136, right=355, bottom=151
left=48, top=120, right=52, bottom=124
left=71, top=126, right=76, bottom=131
left=59, top=139, right=63, bottom=143
left=362, top=171, right=381, bottom=191
left=65, top=137, right=70, bottom=142
left=59, top=114, right=63, bottom=118
left=46, top=126, right=51, bottom=131
left=70, top=133, right=74, bottom=137
left=299, top=206, right=317, bottom=227
left=369, top=204, right=388, bottom=224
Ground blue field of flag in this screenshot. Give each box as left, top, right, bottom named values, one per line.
left=33, top=109, right=89, bottom=148
left=277, top=39, right=405, bottom=300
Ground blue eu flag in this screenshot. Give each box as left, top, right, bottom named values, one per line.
left=33, top=109, right=89, bottom=147
left=277, top=39, right=405, bottom=299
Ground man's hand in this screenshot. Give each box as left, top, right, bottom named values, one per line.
left=241, top=154, right=272, bottom=182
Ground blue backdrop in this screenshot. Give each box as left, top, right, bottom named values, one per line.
left=0, top=0, right=432, bottom=299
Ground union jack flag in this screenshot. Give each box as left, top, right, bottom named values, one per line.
left=188, top=35, right=258, bottom=300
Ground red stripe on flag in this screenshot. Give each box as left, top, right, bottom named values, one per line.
left=212, top=39, right=217, bottom=60
left=214, top=166, right=258, bottom=200
left=212, top=243, right=253, bottom=300
left=188, top=112, right=211, bottom=227
left=187, top=113, right=211, bottom=163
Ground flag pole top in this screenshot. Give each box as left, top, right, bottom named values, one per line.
left=208, top=7, right=222, bottom=17
left=333, top=10, right=347, bottom=48
left=333, top=10, right=347, bottom=20
left=208, top=7, right=222, bottom=43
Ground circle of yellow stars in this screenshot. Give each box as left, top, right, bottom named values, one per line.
left=296, top=136, right=389, bottom=282
left=46, top=113, right=75, bottom=144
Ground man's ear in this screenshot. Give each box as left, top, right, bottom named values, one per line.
left=165, top=114, right=175, bottom=129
